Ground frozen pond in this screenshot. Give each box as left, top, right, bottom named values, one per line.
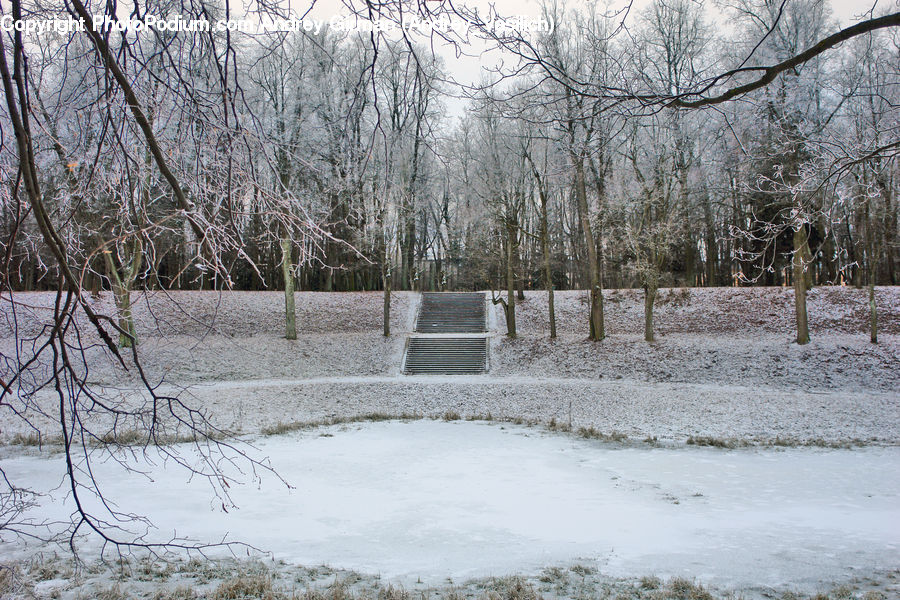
left=2, top=420, right=899, bottom=590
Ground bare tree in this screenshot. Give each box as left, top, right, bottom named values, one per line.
left=0, top=0, right=302, bottom=550
left=469, top=100, right=526, bottom=338
left=524, top=132, right=558, bottom=339
left=536, top=4, right=613, bottom=340
left=817, top=20, right=900, bottom=342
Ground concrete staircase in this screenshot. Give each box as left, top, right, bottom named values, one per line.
left=403, top=292, right=488, bottom=375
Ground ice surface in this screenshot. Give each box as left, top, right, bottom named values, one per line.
left=2, top=420, right=898, bottom=589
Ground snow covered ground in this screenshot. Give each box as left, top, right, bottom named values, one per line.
left=488, top=288, right=900, bottom=397
left=1, top=287, right=899, bottom=598
left=2, top=287, right=898, bottom=445
left=3, top=421, right=899, bottom=594
left=506, top=286, right=900, bottom=337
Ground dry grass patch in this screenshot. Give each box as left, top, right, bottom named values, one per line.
left=479, top=576, right=543, bottom=600
left=152, top=586, right=199, bottom=600
left=812, top=585, right=855, bottom=600
left=89, top=583, right=128, bottom=600
left=214, top=574, right=284, bottom=600
left=11, top=432, right=43, bottom=446
left=10, top=432, right=64, bottom=446
left=577, top=426, right=629, bottom=443
left=99, top=429, right=148, bottom=446
left=5, top=428, right=229, bottom=449
left=31, top=556, right=71, bottom=582
left=0, top=565, right=20, bottom=597
left=664, top=577, right=715, bottom=600
left=135, top=557, right=174, bottom=582
left=1, top=556, right=890, bottom=600
left=466, top=413, right=494, bottom=421
left=687, top=434, right=869, bottom=449
left=98, top=428, right=229, bottom=447
left=376, top=585, right=410, bottom=600
left=262, top=413, right=423, bottom=436
left=547, top=418, right=571, bottom=433
left=638, top=576, right=662, bottom=591
left=686, top=436, right=744, bottom=449
left=297, top=581, right=360, bottom=600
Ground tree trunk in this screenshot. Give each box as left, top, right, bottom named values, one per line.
left=885, top=179, right=897, bottom=284
left=702, top=196, right=717, bottom=286
left=818, top=216, right=837, bottom=284
left=527, top=151, right=558, bottom=338
left=114, top=284, right=136, bottom=348
left=573, top=156, right=604, bottom=340
left=403, top=111, right=423, bottom=291
left=515, top=241, right=525, bottom=301
left=866, top=201, right=878, bottom=344
left=684, top=234, right=696, bottom=286
left=851, top=208, right=865, bottom=287
left=869, top=282, right=877, bottom=344
left=281, top=236, right=297, bottom=340
left=643, top=283, right=656, bottom=343
left=383, top=262, right=391, bottom=337
left=505, top=219, right=517, bottom=338
left=793, top=226, right=810, bottom=345
left=801, top=231, right=814, bottom=290
left=90, top=265, right=101, bottom=298
left=540, top=193, right=556, bottom=339
left=103, top=240, right=141, bottom=348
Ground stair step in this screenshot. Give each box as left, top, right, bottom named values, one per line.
left=403, top=337, right=488, bottom=375
left=415, top=292, right=486, bottom=333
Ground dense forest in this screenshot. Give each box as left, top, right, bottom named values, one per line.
left=1, top=0, right=897, bottom=343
